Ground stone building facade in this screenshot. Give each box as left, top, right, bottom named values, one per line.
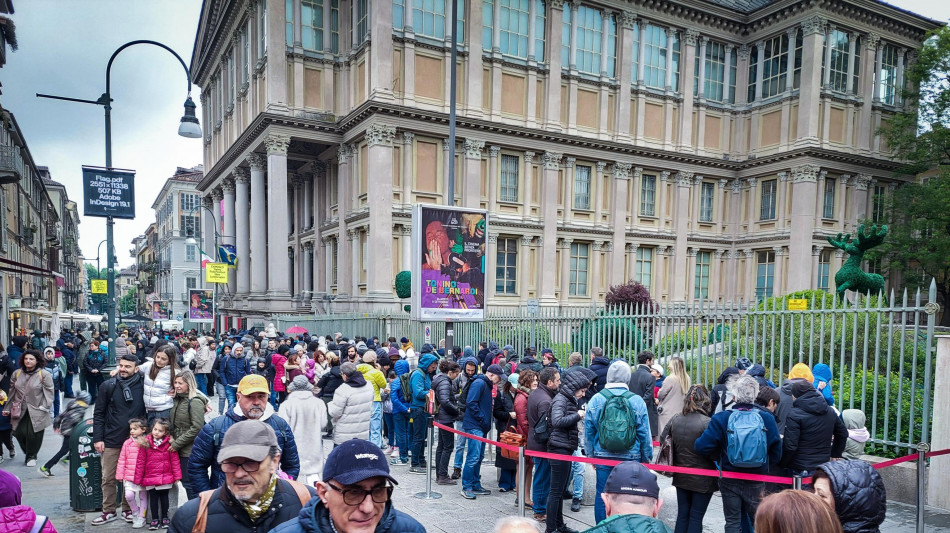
left=189, top=0, right=940, bottom=322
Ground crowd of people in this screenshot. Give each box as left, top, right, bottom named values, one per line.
left=0, top=326, right=891, bottom=533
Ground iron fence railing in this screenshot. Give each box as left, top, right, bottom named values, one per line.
left=274, top=282, right=940, bottom=454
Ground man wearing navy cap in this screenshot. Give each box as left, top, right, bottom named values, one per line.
left=580, top=461, right=670, bottom=533
left=271, top=439, right=426, bottom=533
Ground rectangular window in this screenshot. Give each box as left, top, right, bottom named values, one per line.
left=500, top=154, right=520, bottom=202
left=395, top=0, right=405, bottom=31
left=181, top=215, right=199, bottom=240
left=242, top=29, right=250, bottom=82
left=872, top=184, right=887, bottom=223
left=822, top=177, right=836, bottom=219
left=818, top=250, right=831, bottom=291
left=487, top=0, right=546, bottom=60
left=793, top=29, right=803, bottom=89
left=756, top=250, right=775, bottom=299
left=748, top=45, right=757, bottom=102
left=302, top=0, right=325, bottom=51
left=760, top=179, right=777, bottom=220
left=635, top=247, right=653, bottom=289
left=560, top=5, right=570, bottom=68
left=410, top=0, right=464, bottom=41
left=330, top=237, right=339, bottom=285
left=879, top=44, right=900, bottom=105
left=186, top=277, right=197, bottom=290
left=569, top=242, right=589, bottom=296
left=827, top=29, right=850, bottom=92
left=355, top=0, right=368, bottom=43
left=574, top=7, right=602, bottom=75
left=331, top=0, right=340, bottom=52
left=729, top=46, right=737, bottom=103
left=573, top=165, right=592, bottom=210
left=186, top=244, right=197, bottom=263
left=180, top=193, right=199, bottom=212
left=699, top=182, right=715, bottom=222
left=694, top=251, right=710, bottom=299
left=286, top=0, right=294, bottom=45
left=640, top=174, right=656, bottom=216
left=703, top=41, right=727, bottom=102
left=642, top=24, right=667, bottom=89
left=496, top=237, right=518, bottom=294
left=761, top=33, right=789, bottom=98
left=259, top=2, right=267, bottom=57
left=481, top=0, right=492, bottom=50
left=629, top=23, right=640, bottom=83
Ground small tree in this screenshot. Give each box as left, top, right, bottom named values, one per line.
left=605, top=279, right=657, bottom=311
left=395, top=271, right=411, bottom=313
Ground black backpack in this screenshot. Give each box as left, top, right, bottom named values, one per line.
left=456, top=377, right=474, bottom=415
left=533, top=403, right=552, bottom=444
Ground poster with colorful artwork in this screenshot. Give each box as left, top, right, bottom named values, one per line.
left=188, top=289, right=214, bottom=323
left=151, top=300, right=169, bottom=320
left=412, top=204, right=487, bottom=322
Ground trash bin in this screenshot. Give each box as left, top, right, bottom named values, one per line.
left=69, top=419, right=102, bottom=512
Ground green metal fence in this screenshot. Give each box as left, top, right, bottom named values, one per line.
left=276, top=281, right=941, bottom=454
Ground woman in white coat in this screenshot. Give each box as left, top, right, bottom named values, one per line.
left=327, top=362, right=373, bottom=446
left=139, top=345, right=179, bottom=424
left=279, top=376, right=328, bottom=485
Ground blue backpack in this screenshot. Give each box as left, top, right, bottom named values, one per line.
left=726, top=409, right=768, bottom=468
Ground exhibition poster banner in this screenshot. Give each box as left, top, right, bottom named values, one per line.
left=205, top=263, right=229, bottom=283
left=188, top=289, right=214, bottom=323
left=151, top=300, right=169, bottom=320
left=412, top=204, right=487, bottom=322
left=81, top=166, right=136, bottom=219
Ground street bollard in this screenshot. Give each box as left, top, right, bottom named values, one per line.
left=415, top=418, right=442, bottom=500
left=792, top=475, right=803, bottom=491
left=518, top=446, right=526, bottom=517
left=918, top=442, right=930, bottom=533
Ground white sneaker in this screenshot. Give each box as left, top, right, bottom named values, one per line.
left=25, top=459, right=36, bottom=467
left=390, top=447, right=399, bottom=458
left=132, top=517, right=146, bottom=529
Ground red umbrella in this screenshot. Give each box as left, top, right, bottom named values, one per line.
left=285, top=325, right=308, bottom=335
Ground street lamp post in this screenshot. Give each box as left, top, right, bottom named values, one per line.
left=38, top=40, right=201, bottom=348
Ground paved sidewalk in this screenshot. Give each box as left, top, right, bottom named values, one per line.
left=6, top=405, right=950, bottom=532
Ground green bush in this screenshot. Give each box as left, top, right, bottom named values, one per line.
left=571, top=310, right=648, bottom=359
left=652, top=325, right=716, bottom=359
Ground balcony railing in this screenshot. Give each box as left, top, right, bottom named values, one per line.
left=0, top=146, right=25, bottom=185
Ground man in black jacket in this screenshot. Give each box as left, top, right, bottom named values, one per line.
left=627, top=351, right=658, bottom=438
left=779, top=380, right=848, bottom=476
left=527, top=367, right=560, bottom=522
left=92, top=352, right=146, bottom=525
left=588, top=347, right=610, bottom=393
left=170, top=420, right=316, bottom=533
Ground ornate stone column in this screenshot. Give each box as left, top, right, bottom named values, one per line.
left=400, top=225, right=412, bottom=272
left=366, top=124, right=396, bottom=298
left=545, top=1, right=566, bottom=132
left=401, top=133, right=414, bottom=204
left=686, top=247, right=699, bottom=300
left=617, top=12, right=636, bottom=141
left=233, top=167, right=251, bottom=298
left=680, top=29, right=699, bottom=150
left=247, top=153, right=267, bottom=296
left=523, top=151, right=535, bottom=210
left=773, top=246, right=786, bottom=296
left=303, top=241, right=313, bottom=293
left=711, top=249, right=726, bottom=301
left=540, top=151, right=562, bottom=303
left=264, top=134, right=292, bottom=299
left=743, top=249, right=756, bottom=301
left=519, top=235, right=533, bottom=303
left=337, top=145, right=353, bottom=295
left=290, top=172, right=304, bottom=298
left=610, top=163, right=631, bottom=285
left=788, top=164, right=820, bottom=291
left=487, top=146, right=500, bottom=208
left=559, top=237, right=574, bottom=305
left=797, top=16, right=827, bottom=146
left=594, top=161, right=606, bottom=223
left=673, top=171, right=693, bottom=301
left=591, top=241, right=604, bottom=298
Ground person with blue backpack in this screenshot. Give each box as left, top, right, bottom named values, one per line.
left=584, top=360, right=653, bottom=525
left=694, top=374, right=782, bottom=533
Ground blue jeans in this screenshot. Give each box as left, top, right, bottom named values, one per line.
left=147, top=409, right=171, bottom=426
left=719, top=478, right=765, bottom=533
left=461, top=428, right=485, bottom=491
left=595, top=464, right=612, bottom=523
left=569, top=449, right=584, bottom=499
left=498, top=467, right=516, bottom=491
left=532, top=457, right=551, bottom=515
left=383, top=412, right=395, bottom=447
left=64, top=374, right=75, bottom=397
left=409, top=407, right=428, bottom=467
left=225, top=385, right=238, bottom=409
left=369, top=401, right=383, bottom=447
left=453, top=420, right=469, bottom=469
left=195, top=373, right=208, bottom=396
left=215, top=381, right=227, bottom=413
left=269, top=390, right=279, bottom=411
left=52, top=384, right=61, bottom=418
left=675, top=487, right=714, bottom=533
left=393, top=411, right=410, bottom=461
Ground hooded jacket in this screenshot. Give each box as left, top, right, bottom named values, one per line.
left=195, top=338, right=215, bottom=374
left=316, top=365, right=343, bottom=400
left=53, top=393, right=91, bottom=437
left=779, top=388, right=848, bottom=471
left=589, top=356, right=612, bottom=393
left=327, top=372, right=373, bottom=445
left=747, top=364, right=776, bottom=388
left=134, top=434, right=182, bottom=487
left=517, top=355, right=543, bottom=374
left=139, top=361, right=175, bottom=412
left=814, top=459, right=886, bottom=533
left=169, top=392, right=208, bottom=457
left=187, top=403, right=300, bottom=492
left=585, top=367, right=653, bottom=462
left=269, top=494, right=425, bottom=533
left=408, top=354, right=438, bottom=409
left=462, top=374, right=494, bottom=433
left=388, top=360, right=411, bottom=414
left=842, top=409, right=869, bottom=460
left=280, top=390, right=329, bottom=484
left=480, top=341, right=498, bottom=369
left=548, top=370, right=591, bottom=452
left=694, top=403, right=783, bottom=475
left=454, top=357, right=479, bottom=397
left=709, top=367, right=739, bottom=415
left=526, top=382, right=557, bottom=452
left=116, top=435, right=145, bottom=483
left=432, top=372, right=459, bottom=425
left=581, top=513, right=672, bottom=533
left=221, top=350, right=251, bottom=386
left=812, top=363, right=835, bottom=405
left=775, top=378, right=810, bottom=436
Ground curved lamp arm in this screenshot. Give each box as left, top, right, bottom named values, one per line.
left=105, top=40, right=192, bottom=98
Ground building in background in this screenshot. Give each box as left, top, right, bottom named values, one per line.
left=41, top=168, right=83, bottom=313
left=151, top=165, right=204, bottom=325
left=132, top=223, right=157, bottom=318
left=190, top=0, right=939, bottom=324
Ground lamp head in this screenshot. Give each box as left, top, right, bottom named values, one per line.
left=178, top=96, right=202, bottom=138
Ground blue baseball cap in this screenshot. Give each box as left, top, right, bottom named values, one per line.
left=323, top=440, right=398, bottom=486
left=603, top=461, right=660, bottom=499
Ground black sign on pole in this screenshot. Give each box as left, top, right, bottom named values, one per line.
left=81, top=166, right=136, bottom=219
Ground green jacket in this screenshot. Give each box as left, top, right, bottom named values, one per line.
left=169, top=393, right=208, bottom=457
left=582, top=514, right=672, bottom=533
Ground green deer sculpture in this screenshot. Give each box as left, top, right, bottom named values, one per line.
left=826, top=224, right=888, bottom=299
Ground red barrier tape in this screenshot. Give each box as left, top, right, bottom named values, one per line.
left=433, top=421, right=950, bottom=487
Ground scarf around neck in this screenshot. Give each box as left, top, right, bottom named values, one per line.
left=239, top=474, right=278, bottom=522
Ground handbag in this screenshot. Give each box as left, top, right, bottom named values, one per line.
left=654, top=417, right=677, bottom=477
left=9, top=370, right=39, bottom=420
left=499, top=423, right=526, bottom=460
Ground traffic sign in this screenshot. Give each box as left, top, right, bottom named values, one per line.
left=91, top=280, right=107, bottom=294
left=424, top=325, right=432, bottom=344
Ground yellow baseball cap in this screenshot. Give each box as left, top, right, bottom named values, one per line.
left=237, top=374, right=270, bottom=395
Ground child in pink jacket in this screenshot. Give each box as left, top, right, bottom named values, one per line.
left=133, top=418, right=181, bottom=530
left=116, top=418, right=148, bottom=528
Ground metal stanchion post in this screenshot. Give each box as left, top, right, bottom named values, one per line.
left=917, top=442, right=930, bottom=533
left=792, top=475, right=803, bottom=491
left=518, top=446, right=526, bottom=517
left=415, top=418, right=442, bottom=500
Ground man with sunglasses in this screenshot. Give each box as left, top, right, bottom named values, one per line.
left=170, top=420, right=315, bottom=533
left=271, top=439, right=426, bottom=533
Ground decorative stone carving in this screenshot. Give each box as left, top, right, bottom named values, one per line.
left=745, top=178, right=758, bottom=189
left=442, top=138, right=452, bottom=151
left=777, top=171, right=789, bottom=182
left=560, top=237, right=574, bottom=248
left=564, top=157, right=577, bottom=168
left=866, top=33, right=881, bottom=51
left=264, top=134, right=291, bottom=155
left=402, top=132, right=414, bottom=145
left=290, top=173, right=305, bottom=188
left=660, top=170, right=671, bottom=182
left=542, top=152, right=562, bottom=170
left=738, top=45, right=751, bottom=61
left=222, top=177, right=235, bottom=193
left=246, top=153, right=266, bottom=171
left=596, top=161, right=608, bottom=173
left=801, top=15, right=826, bottom=36
left=524, top=151, right=535, bottom=163
left=730, top=179, right=743, bottom=193
left=202, top=195, right=214, bottom=208
left=687, top=247, right=698, bottom=257
left=620, top=11, right=637, bottom=29
left=488, top=146, right=501, bottom=158
left=366, top=124, right=396, bottom=146
left=714, top=249, right=726, bottom=259
left=304, top=241, right=314, bottom=251
left=211, top=188, right=224, bottom=201
left=633, top=167, right=643, bottom=180
left=840, top=174, right=852, bottom=187
left=233, top=167, right=250, bottom=184
left=855, top=174, right=873, bottom=191
left=675, top=171, right=694, bottom=187
left=487, top=233, right=498, bottom=244
left=463, top=139, right=485, bottom=159
left=613, top=162, right=632, bottom=180
left=772, top=246, right=785, bottom=255
left=337, top=144, right=350, bottom=164
left=685, top=28, right=700, bottom=46
left=593, top=241, right=604, bottom=251
left=718, top=179, right=729, bottom=189
left=521, top=235, right=534, bottom=245
left=312, top=161, right=328, bottom=177
left=791, top=164, right=821, bottom=183
left=550, top=0, right=566, bottom=9
left=812, top=245, right=824, bottom=255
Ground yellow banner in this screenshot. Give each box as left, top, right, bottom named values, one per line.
left=205, top=262, right=229, bottom=283
left=91, top=279, right=107, bottom=294
left=787, top=298, right=808, bottom=311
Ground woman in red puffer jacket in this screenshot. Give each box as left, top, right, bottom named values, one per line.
left=133, top=419, right=181, bottom=529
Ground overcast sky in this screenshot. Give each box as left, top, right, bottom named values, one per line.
left=1, top=0, right=948, bottom=271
